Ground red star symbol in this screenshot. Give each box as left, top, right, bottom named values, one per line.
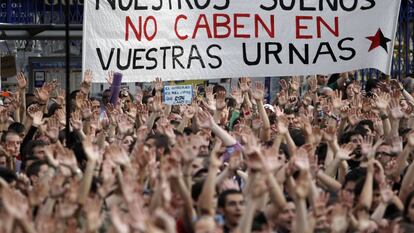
left=366, top=28, right=391, bottom=52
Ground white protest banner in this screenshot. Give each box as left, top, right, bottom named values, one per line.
left=163, top=85, right=193, bottom=105
left=83, top=0, right=402, bottom=82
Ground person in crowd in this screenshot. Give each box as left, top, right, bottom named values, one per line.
left=0, top=70, right=414, bottom=233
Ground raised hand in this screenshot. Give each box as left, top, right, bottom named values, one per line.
left=239, top=77, right=250, bottom=93
left=35, top=85, right=50, bottom=104
left=106, top=144, right=130, bottom=166
left=277, top=115, right=289, bottom=135
left=56, top=147, right=79, bottom=175
left=45, top=117, right=60, bottom=142
left=8, top=92, right=21, bottom=112
left=153, top=93, right=164, bottom=113
left=55, top=108, right=66, bottom=126
left=390, top=79, right=403, bottom=91
left=216, top=91, right=226, bottom=110
left=28, top=104, right=44, bottom=127
left=106, top=71, right=114, bottom=86
left=55, top=88, right=65, bottom=106
left=252, top=116, right=263, bottom=130
left=205, top=85, right=214, bottom=101
left=279, top=79, right=288, bottom=91
left=106, top=103, right=119, bottom=124
left=347, top=108, right=359, bottom=126
left=331, top=90, right=343, bottom=110
left=294, top=146, right=311, bottom=171
left=289, top=76, right=300, bottom=91
left=388, top=99, right=403, bottom=119
left=156, top=117, right=176, bottom=143
left=83, top=69, right=94, bottom=85
left=374, top=92, right=390, bottom=111
left=136, top=104, right=148, bottom=124
left=274, top=105, right=285, bottom=117
left=277, top=90, right=288, bottom=106
left=323, top=126, right=337, bottom=143
left=261, top=147, right=285, bottom=172
left=80, top=100, right=93, bottom=120
left=219, top=179, right=240, bottom=193
left=154, top=77, right=163, bottom=92
left=70, top=111, right=83, bottom=131
left=44, top=79, right=58, bottom=94
left=230, top=87, right=243, bottom=106
left=251, top=82, right=265, bottom=100
left=197, top=110, right=213, bottom=129
left=0, top=106, right=8, bottom=124
left=116, top=114, right=134, bottom=135
left=380, top=184, right=395, bottom=205
left=314, top=191, right=330, bottom=220
left=244, top=136, right=263, bottom=170
left=336, top=144, right=355, bottom=161
left=82, top=136, right=99, bottom=161
left=16, top=72, right=27, bottom=90
left=135, top=87, right=143, bottom=104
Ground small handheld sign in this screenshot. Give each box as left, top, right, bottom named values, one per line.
left=163, top=85, right=193, bottom=105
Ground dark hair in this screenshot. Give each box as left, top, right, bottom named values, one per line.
left=183, top=127, right=194, bottom=135
left=1, top=130, right=18, bottom=143
left=279, top=143, right=289, bottom=159
left=73, top=142, right=87, bottom=171
left=354, top=176, right=379, bottom=197
left=226, top=97, right=236, bottom=109
left=21, top=140, right=46, bottom=157
left=192, top=180, right=205, bottom=202
left=384, top=204, right=403, bottom=220
left=101, top=89, right=112, bottom=105
left=21, top=140, right=47, bottom=170
left=315, top=143, right=328, bottom=165
left=218, top=189, right=242, bottom=208
left=339, top=130, right=365, bottom=144
left=289, top=128, right=306, bottom=147
left=25, top=93, right=36, bottom=106
left=0, top=167, right=17, bottom=183
left=327, top=73, right=340, bottom=86
left=252, top=212, right=268, bottom=231
left=145, top=133, right=170, bottom=154
left=142, top=95, right=152, bottom=105
left=268, top=113, right=277, bottom=125
left=8, top=122, right=25, bottom=135
left=344, top=168, right=366, bottom=187
left=404, top=191, right=414, bottom=222
left=65, top=131, right=82, bottom=149
left=355, top=120, right=374, bottom=134
left=213, top=85, right=226, bottom=95
left=365, top=79, right=379, bottom=97
left=44, top=102, right=60, bottom=118
left=193, top=168, right=208, bottom=179
left=25, top=160, right=48, bottom=178
left=342, top=77, right=357, bottom=100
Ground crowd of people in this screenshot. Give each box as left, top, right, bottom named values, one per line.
left=1, top=70, right=414, bottom=233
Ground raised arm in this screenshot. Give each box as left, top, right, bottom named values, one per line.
left=78, top=137, right=99, bottom=205
left=251, top=82, right=271, bottom=141
left=197, top=109, right=237, bottom=146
